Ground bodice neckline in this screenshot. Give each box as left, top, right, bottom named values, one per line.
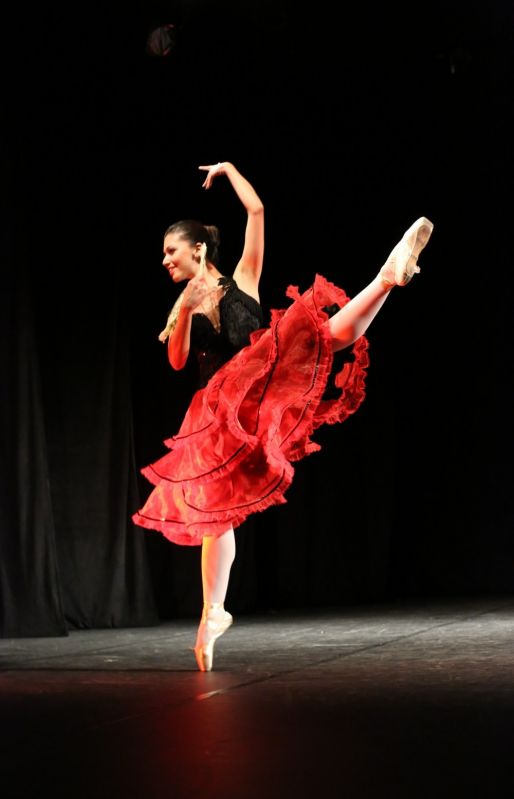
left=191, top=275, right=261, bottom=334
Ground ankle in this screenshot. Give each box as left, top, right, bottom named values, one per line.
left=200, top=601, right=227, bottom=624
left=378, top=272, right=395, bottom=292
left=202, top=601, right=224, bottom=614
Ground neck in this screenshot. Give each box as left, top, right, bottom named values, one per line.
left=202, top=263, right=222, bottom=283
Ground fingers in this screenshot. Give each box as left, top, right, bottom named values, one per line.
left=198, top=163, right=224, bottom=172
left=199, top=165, right=213, bottom=187
left=199, top=242, right=208, bottom=271
left=198, top=165, right=212, bottom=189
left=198, top=163, right=224, bottom=190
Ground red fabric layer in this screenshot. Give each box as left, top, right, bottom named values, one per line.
left=132, top=274, right=369, bottom=545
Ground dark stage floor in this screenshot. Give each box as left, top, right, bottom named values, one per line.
left=1, top=596, right=514, bottom=798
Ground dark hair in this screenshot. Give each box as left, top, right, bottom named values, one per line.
left=164, top=219, right=221, bottom=266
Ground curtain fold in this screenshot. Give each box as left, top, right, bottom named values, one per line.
left=0, top=246, right=67, bottom=636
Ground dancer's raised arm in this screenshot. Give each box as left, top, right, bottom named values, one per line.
left=199, top=162, right=264, bottom=302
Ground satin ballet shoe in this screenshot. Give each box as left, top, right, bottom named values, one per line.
left=380, top=216, right=434, bottom=288
left=193, top=602, right=233, bottom=672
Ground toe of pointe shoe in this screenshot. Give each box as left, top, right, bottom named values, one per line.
left=404, top=217, right=434, bottom=260
left=194, top=643, right=214, bottom=672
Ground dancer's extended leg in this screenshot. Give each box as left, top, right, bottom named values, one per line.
left=194, top=527, right=235, bottom=672
left=328, top=274, right=391, bottom=352
left=327, top=216, right=434, bottom=352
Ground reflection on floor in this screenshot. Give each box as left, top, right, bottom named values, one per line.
left=2, top=596, right=514, bottom=798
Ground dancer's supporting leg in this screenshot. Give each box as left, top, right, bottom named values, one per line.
left=327, top=216, right=434, bottom=351
left=194, top=527, right=235, bottom=672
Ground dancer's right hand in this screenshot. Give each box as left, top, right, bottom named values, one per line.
left=182, top=273, right=218, bottom=311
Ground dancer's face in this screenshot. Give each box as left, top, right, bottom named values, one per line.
left=162, top=233, right=200, bottom=282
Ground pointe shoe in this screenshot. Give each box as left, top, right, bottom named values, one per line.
left=193, top=602, right=233, bottom=672
left=380, top=216, right=434, bottom=288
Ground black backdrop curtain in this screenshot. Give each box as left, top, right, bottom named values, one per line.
left=0, top=8, right=158, bottom=636
left=0, top=174, right=66, bottom=637
left=1, top=2, right=514, bottom=637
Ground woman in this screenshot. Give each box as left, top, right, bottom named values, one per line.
left=132, top=161, right=433, bottom=671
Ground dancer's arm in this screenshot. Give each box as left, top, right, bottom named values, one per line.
left=167, top=300, right=192, bottom=371
left=199, top=162, right=264, bottom=301
left=166, top=267, right=217, bottom=370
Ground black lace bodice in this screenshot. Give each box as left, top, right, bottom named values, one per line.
left=189, top=281, right=355, bottom=397
left=190, top=275, right=264, bottom=387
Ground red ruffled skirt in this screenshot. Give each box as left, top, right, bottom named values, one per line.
left=132, top=274, right=369, bottom=545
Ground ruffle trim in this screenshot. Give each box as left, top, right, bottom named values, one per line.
left=132, top=274, right=369, bottom=544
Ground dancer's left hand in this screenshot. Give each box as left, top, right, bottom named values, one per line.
left=199, top=162, right=226, bottom=189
